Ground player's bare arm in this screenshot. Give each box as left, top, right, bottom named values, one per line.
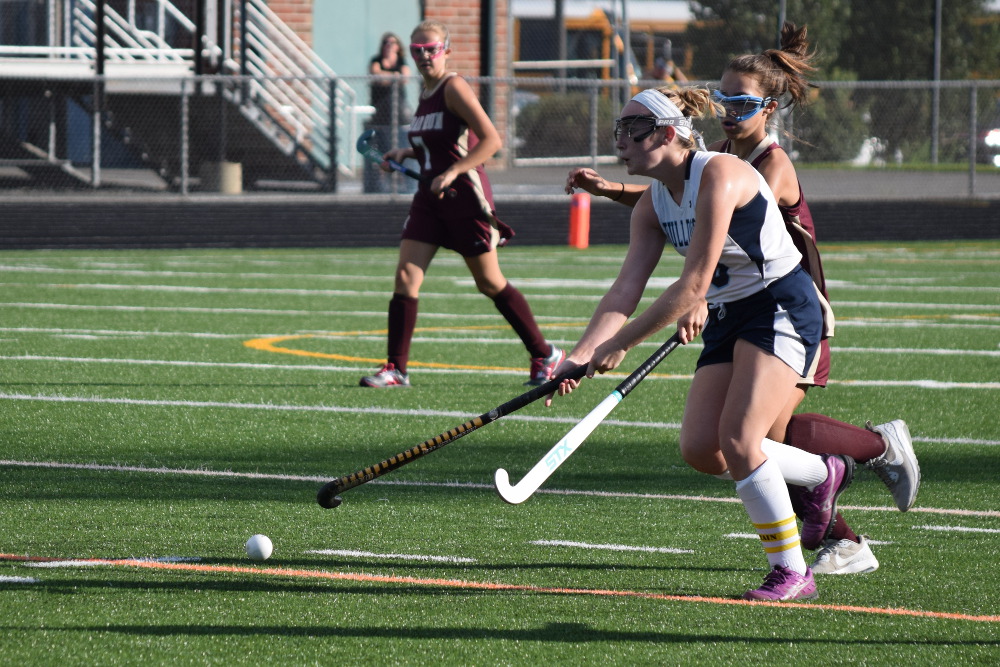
left=438, top=76, right=501, bottom=191
left=594, top=156, right=752, bottom=371
left=756, top=148, right=799, bottom=207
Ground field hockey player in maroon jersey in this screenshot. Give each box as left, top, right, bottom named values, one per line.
left=360, top=20, right=564, bottom=389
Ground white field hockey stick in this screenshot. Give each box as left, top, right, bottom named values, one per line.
left=316, top=365, right=588, bottom=509
left=494, top=332, right=682, bottom=504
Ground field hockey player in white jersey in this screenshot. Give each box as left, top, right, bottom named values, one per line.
left=550, top=86, right=860, bottom=601
left=564, top=23, right=918, bottom=577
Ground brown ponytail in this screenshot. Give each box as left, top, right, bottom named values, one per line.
left=725, top=21, right=817, bottom=108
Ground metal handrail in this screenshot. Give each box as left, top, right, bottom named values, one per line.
left=52, top=0, right=355, bottom=181
left=5, top=0, right=365, bottom=185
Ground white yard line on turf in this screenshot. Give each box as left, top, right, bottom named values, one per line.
left=7, top=328, right=1000, bottom=355
left=3, top=389, right=1000, bottom=446
left=915, top=525, right=1000, bottom=534
left=4, top=282, right=999, bottom=309
left=2, top=392, right=1000, bottom=440
left=832, top=300, right=999, bottom=311
left=24, top=560, right=104, bottom=568
left=0, top=302, right=583, bottom=320
left=530, top=540, right=693, bottom=554
left=6, top=264, right=998, bottom=295
left=1, top=327, right=268, bottom=339
left=725, top=533, right=894, bottom=545
left=0, top=314, right=1000, bottom=334
left=0, top=264, right=399, bottom=282
left=2, top=358, right=998, bottom=390
left=20, top=557, right=204, bottom=568
left=0, top=282, right=601, bottom=302
left=2, top=460, right=998, bottom=518
left=0, top=392, right=681, bottom=429
left=305, top=549, right=475, bottom=563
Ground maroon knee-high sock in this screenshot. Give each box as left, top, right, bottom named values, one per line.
left=387, top=293, right=418, bottom=373
left=786, top=413, right=878, bottom=545
left=491, top=283, right=549, bottom=359
left=828, top=512, right=860, bottom=543
left=785, top=413, right=886, bottom=463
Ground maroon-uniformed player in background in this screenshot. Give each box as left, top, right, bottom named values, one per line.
left=360, top=20, right=563, bottom=389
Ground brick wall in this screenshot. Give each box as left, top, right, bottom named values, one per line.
left=269, top=1, right=511, bottom=165
left=268, top=0, right=315, bottom=47
left=423, top=0, right=510, bottom=166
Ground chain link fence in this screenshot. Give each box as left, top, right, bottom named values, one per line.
left=505, top=76, right=1000, bottom=168
left=2, top=73, right=999, bottom=196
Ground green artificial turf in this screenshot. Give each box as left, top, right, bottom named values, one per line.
left=0, top=242, right=997, bottom=664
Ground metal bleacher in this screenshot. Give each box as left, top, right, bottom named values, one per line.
left=0, top=0, right=363, bottom=192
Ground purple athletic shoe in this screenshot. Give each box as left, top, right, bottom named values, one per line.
left=743, top=565, right=818, bottom=601
left=799, top=454, right=855, bottom=550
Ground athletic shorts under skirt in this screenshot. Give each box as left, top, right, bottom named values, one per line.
left=401, top=188, right=514, bottom=257
left=697, top=265, right=823, bottom=378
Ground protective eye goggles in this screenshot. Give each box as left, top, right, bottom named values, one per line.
left=613, top=115, right=692, bottom=142
left=712, top=90, right=776, bottom=122
left=409, top=41, right=448, bottom=59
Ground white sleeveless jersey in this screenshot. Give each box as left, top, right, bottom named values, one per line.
left=650, top=151, right=802, bottom=303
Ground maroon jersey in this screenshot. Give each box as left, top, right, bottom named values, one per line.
left=408, top=74, right=496, bottom=205
left=403, top=74, right=513, bottom=255
left=748, top=143, right=829, bottom=301
left=721, top=139, right=828, bottom=298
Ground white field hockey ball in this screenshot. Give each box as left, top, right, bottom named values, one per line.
left=245, top=534, right=273, bottom=561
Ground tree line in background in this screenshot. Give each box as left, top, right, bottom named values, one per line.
left=684, top=0, right=1000, bottom=163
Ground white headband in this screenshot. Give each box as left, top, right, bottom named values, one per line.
left=630, top=89, right=692, bottom=140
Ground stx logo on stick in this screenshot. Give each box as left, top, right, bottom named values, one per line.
left=544, top=441, right=578, bottom=471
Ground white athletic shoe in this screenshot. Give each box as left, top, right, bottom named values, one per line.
left=359, top=363, right=410, bottom=388
left=811, top=536, right=880, bottom=575
left=525, top=344, right=565, bottom=386
left=865, top=419, right=920, bottom=512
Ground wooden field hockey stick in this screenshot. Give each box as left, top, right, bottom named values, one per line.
left=355, top=129, right=457, bottom=197
left=317, top=364, right=588, bottom=509
left=494, top=332, right=682, bottom=505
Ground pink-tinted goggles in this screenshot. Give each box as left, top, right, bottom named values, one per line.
left=410, top=41, right=447, bottom=59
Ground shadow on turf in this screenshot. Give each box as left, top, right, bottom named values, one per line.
left=21, top=566, right=741, bottom=598
left=7, top=620, right=1000, bottom=646
left=225, top=558, right=740, bottom=575
left=4, top=382, right=333, bottom=389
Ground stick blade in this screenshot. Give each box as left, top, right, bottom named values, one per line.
left=316, top=482, right=343, bottom=509
left=494, top=468, right=531, bottom=505
left=356, top=128, right=376, bottom=153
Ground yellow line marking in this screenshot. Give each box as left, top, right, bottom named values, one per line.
left=243, top=323, right=590, bottom=371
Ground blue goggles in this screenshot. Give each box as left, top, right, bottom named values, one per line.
left=712, top=90, right=776, bottom=122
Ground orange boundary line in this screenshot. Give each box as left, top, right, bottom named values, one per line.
left=4, top=553, right=997, bottom=624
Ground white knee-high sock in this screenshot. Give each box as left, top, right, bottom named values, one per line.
left=713, top=440, right=827, bottom=486
left=735, top=458, right=807, bottom=574
left=760, top=438, right=828, bottom=489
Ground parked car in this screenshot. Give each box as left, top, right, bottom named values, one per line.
left=980, top=127, right=1000, bottom=167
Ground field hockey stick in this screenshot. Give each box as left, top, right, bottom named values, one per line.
left=317, top=364, right=588, bottom=509
left=356, top=129, right=457, bottom=198
left=494, top=332, right=682, bottom=505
